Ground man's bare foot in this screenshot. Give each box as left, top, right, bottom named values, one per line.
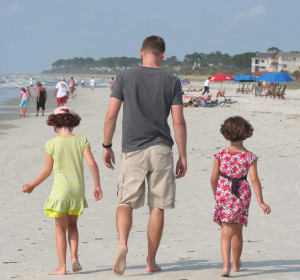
left=220, top=263, right=231, bottom=277
left=50, top=267, right=67, bottom=275
left=146, top=263, right=161, bottom=273
left=113, top=246, right=128, bottom=275
left=233, top=259, right=242, bottom=272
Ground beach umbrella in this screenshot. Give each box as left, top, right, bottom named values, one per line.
left=234, top=75, right=256, bottom=82
left=180, top=78, right=189, bottom=85
left=256, top=72, right=293, bottom=83
left=210, top=73, right=234, bottom=89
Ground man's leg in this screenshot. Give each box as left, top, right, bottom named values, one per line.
left=146, top=207, right=164, bottom=272
left=113, top=205, right=132, bottom=275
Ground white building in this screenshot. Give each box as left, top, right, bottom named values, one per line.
left=251, top=52, right=300, bottom=74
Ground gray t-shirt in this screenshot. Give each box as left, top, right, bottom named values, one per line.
left=111, top=66, right=183, bottom=153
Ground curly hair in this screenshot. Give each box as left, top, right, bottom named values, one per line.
left=220, top=116, right=253, bottom=142
left=47, top=113, right=81, bottom=128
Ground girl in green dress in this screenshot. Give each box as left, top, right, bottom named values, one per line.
left=23, top=106, right=103, bottom=275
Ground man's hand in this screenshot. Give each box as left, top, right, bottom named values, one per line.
left=175, top=156, right=187, bottom=178
left=103, top=148, right=115, bottom=170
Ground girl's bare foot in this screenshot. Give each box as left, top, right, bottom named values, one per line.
left=233, top=259, right=242, bottom=272
left=220, top=263, right=231, bottom=277
left=146, top=263, right=161, bottom=273
left=113, top=246, right=128, bottom=275
left=50, top=267, right=67, bottom=275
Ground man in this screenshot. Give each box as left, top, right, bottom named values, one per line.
left=202, top=77, right=211, bottom=95
left=55, top=77, right=69, bottom=107
left=69, top=77, right=75, bottom=100
left=103, top=35, right=187, bottom=275
left=90, top=77, right=95, bottom=92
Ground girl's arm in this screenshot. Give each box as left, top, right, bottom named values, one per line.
left=210, top=158, right=220, bottom=199
left=249, top=160, right=271, bottom=214
left=22, top=153, right=53, bottom=194
left=83, top=146, right=103, bottom=201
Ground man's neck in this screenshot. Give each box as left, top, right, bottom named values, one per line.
left=141, top=52, right=163, bottom=68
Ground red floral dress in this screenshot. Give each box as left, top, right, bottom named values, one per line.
left=213, top=149, right=257, bottom=226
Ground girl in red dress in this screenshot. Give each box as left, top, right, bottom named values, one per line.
left=211, top=116, right=271, bottom=277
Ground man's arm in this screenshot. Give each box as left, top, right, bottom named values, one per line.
left=171, top=104, right=187, bottom=178
left=103, top=97, right=122, bottom=169
left=54, top=88, right=58, bottom=98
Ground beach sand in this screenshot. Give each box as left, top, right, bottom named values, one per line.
left=0, top=84, right=299, bottom=279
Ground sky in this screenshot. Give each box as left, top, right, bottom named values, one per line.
left=0, top=0, right=299, bottom=74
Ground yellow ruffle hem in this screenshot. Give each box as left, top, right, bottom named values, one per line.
left=44, top=198, right=88, bottom=218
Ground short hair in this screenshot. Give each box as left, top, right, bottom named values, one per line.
left=141, top=35, right=165, bottom=55
left=47, top=112, right=81, bottom=128
left=36, top=82, right=42, bottom=87
left=220, top=116, right=253, bottom=141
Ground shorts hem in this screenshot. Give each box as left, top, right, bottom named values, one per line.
left=148, top=203, right=175, bottom=210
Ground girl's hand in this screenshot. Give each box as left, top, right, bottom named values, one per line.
left=260, top=202, right=271, bottom=214
left=22, top=183, right=35, bottom=194
left=94, top=186, right=103, bottom=201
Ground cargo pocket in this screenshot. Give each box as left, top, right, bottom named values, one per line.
left=153, top=145, right=173, bottom=170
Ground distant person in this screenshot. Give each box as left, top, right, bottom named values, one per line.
left=69, top=77, right=76, bottom=100
left=81, top=78, right=84, bottom=88
left=103, top=35, right=187, bottom=275
left=202, top=77, right=211, bottom=95
left=74, top=78, right=78, bottom=88
left=36, top=82, right=47, bottom=116
left=55, top=77, right=69, bottom=107
left=90, top=77, right=95, bottom=92
left=33, top=84, right=37, bottom=96
left=22, top=106, right=103, bottom=275
left=210, top=116, right=271, bottom=277
left=19, top=87, right=30, bottom=117
left=184, top=93, right=211, bottom=107
left=110, top=77, right=115, bottom=92
left=29, top=77, right=33, bottom=87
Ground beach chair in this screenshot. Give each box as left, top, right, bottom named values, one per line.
left=265, top=84, right=277, bottom=98
left=242, top=84, right=250, bottom=94
left=274, top=85, right=286, bottom=99
left=236, top=84, right=245, bottom=94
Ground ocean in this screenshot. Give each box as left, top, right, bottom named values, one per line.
left=0, top=75, right=110, bottom=115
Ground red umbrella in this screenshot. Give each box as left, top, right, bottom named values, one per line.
left=210, top=73, right=234, bottom=89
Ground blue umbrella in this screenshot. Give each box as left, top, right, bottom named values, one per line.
left=256, top=72, right=293, bottom=83
left=234, top=75, right=256, bottom=82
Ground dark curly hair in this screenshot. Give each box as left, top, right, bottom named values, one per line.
left=220, top=116, right=253, bottom=141
left=47, top=112, right=81, bottom=128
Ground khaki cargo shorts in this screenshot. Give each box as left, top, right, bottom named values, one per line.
left=117, top=143, right=175, bottom=209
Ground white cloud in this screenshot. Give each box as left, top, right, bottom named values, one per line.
left=8, top=3, right=19, bottom=12
left=234, top=5, right=265, bottom=23
left=0, top=3, right=20, bottom=15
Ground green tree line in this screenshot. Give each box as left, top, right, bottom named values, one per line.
left=42, top=51, right=260, bottom=75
